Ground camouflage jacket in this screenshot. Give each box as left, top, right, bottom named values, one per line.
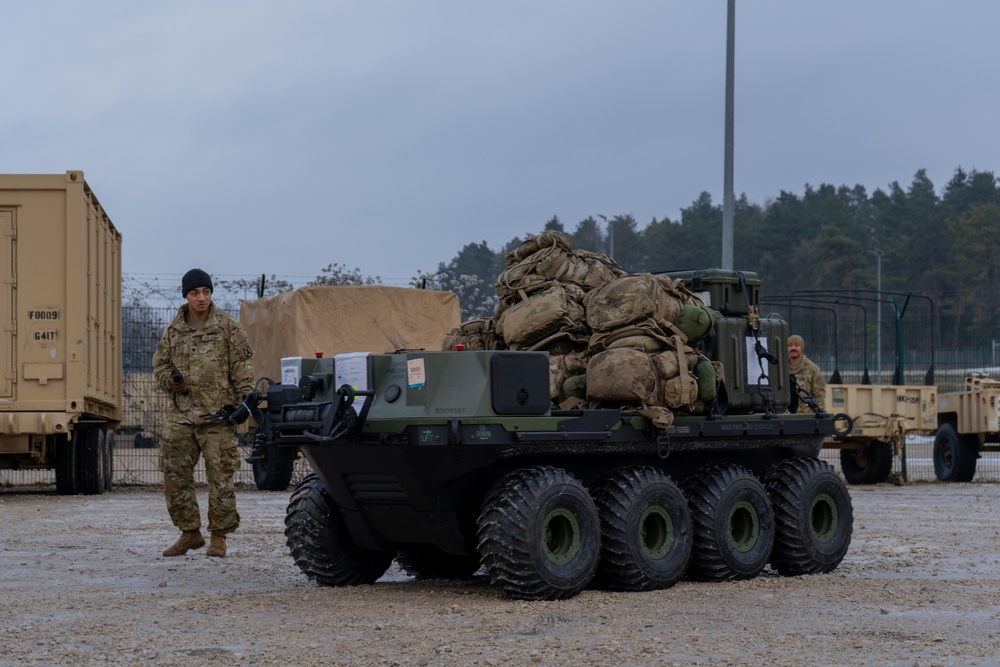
left=790, top=354, right=826, bottom=412
left=153, top=303, right=255, bottom=426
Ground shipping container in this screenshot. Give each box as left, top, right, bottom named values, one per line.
left=0, top=171, right=122, bottom=494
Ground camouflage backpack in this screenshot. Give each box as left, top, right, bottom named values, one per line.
left=585, top=273, right=701, bottom=333
left=503, top=230, right=573, bottom=266
left=586, top=343, right=699, bottom=408
left=496, top=283, right=587, bottom=350
left=496, top=233, right=625, bottom=305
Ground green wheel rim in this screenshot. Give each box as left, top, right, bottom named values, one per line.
left=543, top=507, right=581, bottom=564
left=639, top=505, right=674, bottom=559
left=728, top=500, right=760, bottom=553
left=809, top=492, right=838, bottom=543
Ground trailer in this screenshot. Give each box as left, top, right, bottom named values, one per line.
left=0, top=171, right=122, bottom=494
left=824, top=383, right=937, bottom=484
left=934, top=375, right=1000, bottom=482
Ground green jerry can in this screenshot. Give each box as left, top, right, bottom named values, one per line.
left=703, top=313, right=790, bottom=414
left=663, top=269, right=761, bottom=317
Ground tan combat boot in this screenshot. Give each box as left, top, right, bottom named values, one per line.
left=206, top=532, right=227, bottom=558
left=162, top=529, right=206, bottom=557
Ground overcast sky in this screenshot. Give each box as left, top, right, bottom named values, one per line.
left=4, top=1, right=999, bottom=289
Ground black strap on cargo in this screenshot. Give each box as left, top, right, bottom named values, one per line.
left=736, top=270, right=747, bottom=295
left=789, top=373, right=825, bottom=416
left=747, top=307, right=778, bottom=419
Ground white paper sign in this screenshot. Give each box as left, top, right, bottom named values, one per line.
left=335, top=352, right=370, bottom=412
left=407, top=357, right=426, bottom=389
left=745, top=336, right=769, bottom=386
left=280, top=357, right=302, bottom=386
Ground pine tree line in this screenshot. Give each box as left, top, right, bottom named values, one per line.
left=427, top=167, right=1000, bottom=347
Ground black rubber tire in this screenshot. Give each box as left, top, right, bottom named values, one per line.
left=77, top=428, right=106, bottom=495
left=395, top=549, right=482, bottom=580
left=766, top=457, right=853, bottom=575
left=477, top=466, right=600, bottom=601
left=681, top=464, right=774, bottom=582
left=591, top=466, right=692, bottom=591
left=251, top=438, right=296, bottom=491
left=103, top=430, right=115, bottom=492
left=933, top=423, right=979, bottom=482
left=285, top=474, right=394, bottom=586
left=54, top=433, right=78, bottom=495
left=840, top=439, right=893, bottom=485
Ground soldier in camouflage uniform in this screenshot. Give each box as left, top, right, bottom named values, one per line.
left=788, top=334, right=826, bottom=413
left=153, top=269, right=255, bottom=558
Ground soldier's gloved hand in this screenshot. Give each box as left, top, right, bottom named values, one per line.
left=168, top=370, right=188, bottom=394
left=227, top=403, right=251, bottom=425
left=199, top=406, right=234, bottom=425
left=199, top=404, right=251, bottom=426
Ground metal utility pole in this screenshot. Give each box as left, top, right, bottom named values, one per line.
left=876, top=250, right=882, bottom=384
left=721, top=0, right=736, bottom=270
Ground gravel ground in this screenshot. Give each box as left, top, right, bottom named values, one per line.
left=1, top=482, right=999, bottom=667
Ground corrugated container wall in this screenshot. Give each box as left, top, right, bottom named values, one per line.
left=0, top=171, right=122, bottom=430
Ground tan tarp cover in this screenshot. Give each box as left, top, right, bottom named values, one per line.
left=240, top=285, right=461, bottom=381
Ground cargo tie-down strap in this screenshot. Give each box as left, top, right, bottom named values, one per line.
left=746, top=307, right=778, bottom=419
left=789, top=373, right=824, bottom=416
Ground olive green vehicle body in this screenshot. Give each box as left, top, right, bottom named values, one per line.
left=270, top=345, right=854, bottom=601
left=275, top=351, right=833, bottom=555
left=270, top=268, right=854, bottom=600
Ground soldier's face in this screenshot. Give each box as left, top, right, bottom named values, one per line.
left=788, top=340, right=803, bottom=363
left=186, top=287, right=213, bottom=319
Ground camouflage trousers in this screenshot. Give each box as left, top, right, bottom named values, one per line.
left=160, top=422, right=241, bottom=534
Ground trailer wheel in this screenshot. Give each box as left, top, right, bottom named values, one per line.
left=682, top=464, right=774, bottom=581
left=285, top=474, right=393, bottom=586
left=477, top=466, right=600, bottom=601
left=591, top=466, right=692, bottom=591
left=54, top=433, right=78, bottom=495
left=77, top=428, right=106, bottom=495
left=933, top=423, right=979, bottom=482
left=840, top=439, right=893, bottom=485
left=766, top=457, right=853, bottom=575
left=395, top=549, right=482, bottom=580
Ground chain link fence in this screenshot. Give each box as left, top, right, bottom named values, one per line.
left=1, top=305, right=311, bottom=492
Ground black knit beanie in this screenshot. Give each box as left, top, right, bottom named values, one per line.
left=181, top=268, right=213, bottom=296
